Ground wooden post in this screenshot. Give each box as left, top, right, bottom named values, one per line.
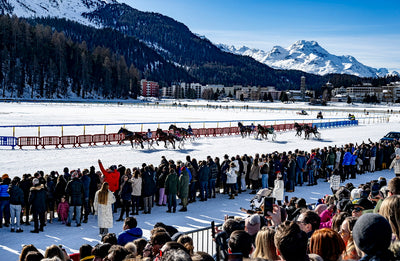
left=38, top=126, right=40, bottom=138
left=13, top=126, right=15, bottom=137
left=61, top=126, right=63, bottom=137
left=83, top=125, right=86, bottom=135
left=104, top=125, right=106, bottom=134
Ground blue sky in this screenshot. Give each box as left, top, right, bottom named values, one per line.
left=124, top=0, right=400, bottom=72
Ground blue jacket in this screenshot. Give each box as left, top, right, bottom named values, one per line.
left=117, top=227, right=143, bottom=246
left=0, top=184, right=10, bottom=199
left=296, top=155, right=306, bottom=172
left=351, top=154, right=358, bottom=166
left=342, top=152, right=352, bottom=166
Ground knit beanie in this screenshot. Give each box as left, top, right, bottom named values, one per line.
left=353, top=213, right=392, bottom=256
left=2, top=174, right=9, bottom=180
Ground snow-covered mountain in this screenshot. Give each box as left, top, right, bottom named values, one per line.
left=218, top=40, right=398, bottom=78
left=0, top=0, right=117, bottom=26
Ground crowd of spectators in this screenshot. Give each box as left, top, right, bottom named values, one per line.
left=1, top=138, right=400, bottom=260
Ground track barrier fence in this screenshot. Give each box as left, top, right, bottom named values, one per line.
left=0, top=118, right=367, bottom=149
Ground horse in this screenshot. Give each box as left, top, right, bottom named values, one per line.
left=156, top=128, right=176, bottom=149
left=169, top=124, right=187, bottom=136
left=256, top=124, right=267, bottom=139
left=172, top=133, right=186, bottom=149
left=264, top=125, right=276, bottom=141
left=294, top=122, right=303, bottom=137
left=141, top=132, right=156, bottom=149
left=304, top=125, right=321, bottom=140
left=118, top=127, right=145, bottom=149
left=257, top=124, right=276, bottom=140
left=238, top=122, right=254, bottom=138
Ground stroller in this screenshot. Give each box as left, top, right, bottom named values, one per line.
left=250, top=188, right=273, bottom=211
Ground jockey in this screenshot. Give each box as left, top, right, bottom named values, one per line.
left=187, top=125, right=193, bottom=135
left=146, top=129, right=152, bottom=139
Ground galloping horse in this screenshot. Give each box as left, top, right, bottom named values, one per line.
left=294, top=122, right=304, bottom=137
left=238, top=122, right=254, bottom=138
left=118, top=127, right=145, bottom=149
left=304, top=125, right=321, bottom=140
left=156, top=128, right=176, bottom=149
left=168, top=124, right=190, bottom=137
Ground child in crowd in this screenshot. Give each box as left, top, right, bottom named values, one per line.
left=57, top=195, right=69, bottom=224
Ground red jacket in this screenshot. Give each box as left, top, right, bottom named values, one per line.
left=98, top=162, right=120, bottom=192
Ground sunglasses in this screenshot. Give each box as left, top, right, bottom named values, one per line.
left=353, top=207, right=363, bottom=212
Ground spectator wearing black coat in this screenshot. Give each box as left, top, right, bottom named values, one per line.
left=65, top=171, right=84, bottom=227
left=142, top=166, right=156, bottom=214
left=156, top=165, right=168, bottom=206
left=29, top=178, right=47, bottom=233
left=198, top=161, right=210, bottom=201
left=117, top=175, right=132, bottom=221
left=8, top=177, right=24, bottom=232
left=46, top=174, right=56, bottom=223
left=80, top=169, right=91, bottom=223
left=19, top=174, right=32, bottom=225
left=54, top=175, right=67, bottom=204
left=89, top=166, right=100, bottom=214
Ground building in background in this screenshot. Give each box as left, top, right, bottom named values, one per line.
left=141, top=79, right=159, bottom=97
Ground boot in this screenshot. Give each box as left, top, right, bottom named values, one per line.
left=49, top=211, right=54, bottom=224
left=229, top=195, right=235, bottom=199
left=179, top=207, right=187, bottom=212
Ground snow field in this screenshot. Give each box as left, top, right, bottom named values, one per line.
left=0, top=101, right=399, bottom=260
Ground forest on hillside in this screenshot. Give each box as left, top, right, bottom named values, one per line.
left=0, top=15, right=141, bottom=99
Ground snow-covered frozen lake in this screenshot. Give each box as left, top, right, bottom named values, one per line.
left=0, top=100, right=399, bottom=260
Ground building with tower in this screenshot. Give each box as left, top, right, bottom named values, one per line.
left=300, top=76, right=306, bottom=100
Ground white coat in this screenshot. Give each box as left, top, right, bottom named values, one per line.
left=131, top=177, right=142, bottom=196
left=226, top=166, right=238, bottom=184
left=390, top=157, right=400, bottom=174
left=329, top=175, right=341, bottom=190
left=94, top=190, right=116, bottom=229
left=272, top=179, right=284, bottom=201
